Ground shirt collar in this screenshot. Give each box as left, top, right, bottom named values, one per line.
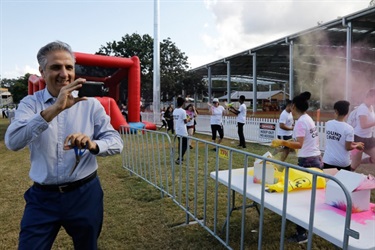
left=42, top=88, right=56, bottom=104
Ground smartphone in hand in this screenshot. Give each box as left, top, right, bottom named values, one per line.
left=78, top=81, right=107, bottom=97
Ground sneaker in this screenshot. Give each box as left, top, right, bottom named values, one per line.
left=287, top=233, right=308, bottom=244
left=189, top=145, right=193, bottom=149
left=175, top=159, right=183, bottom=165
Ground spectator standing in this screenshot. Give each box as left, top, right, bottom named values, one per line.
left=2, top=106, right=8, bottom=118
left=164, top=106, right=174, bottom=134
left=185, top=104, right=198, bottom=149
left=4, top=41, right=124, bottom=249
left=227, top=95, right=247, bottom=148
left=323, top=100, right=364, bottom=171
left=120, top=102, right=128, bottom=121
left=159, top=107, right=167, bottom=131
left=350, top=89, right=375, bottom=170
left=275, top=100, right=294, bottom=161
left=173, top=97, right=189, bottom=164
left=208, top=98, right=226, bottom=150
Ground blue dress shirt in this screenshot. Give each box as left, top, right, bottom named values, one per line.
left=5, top=89, right=123, bottom=184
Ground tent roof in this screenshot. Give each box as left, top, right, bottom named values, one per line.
left=217, top=90, right=288, bottom=100
left=190, top=7, right=375, bottom=85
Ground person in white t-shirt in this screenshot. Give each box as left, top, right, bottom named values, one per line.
left=323, top=100, right=364, bottom=171
left=275, top=100, right=294, bottom=161
left=228, top=95, right=247, bottom=148
left=173, top=97, right=189, bottom=164
left=207, top=98, right=226, bottom=150
left=350, top=89, right=375, bottom=170
left=272, top=91, right=321, bottom=244
left=159, top=107, right=167, bottom=131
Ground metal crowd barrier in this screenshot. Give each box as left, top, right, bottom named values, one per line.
left=141, top=112, right=327, bottom=150
left=119, top=126, right=356, bottom=250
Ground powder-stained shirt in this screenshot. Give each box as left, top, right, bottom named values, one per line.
left=354, top=103, right=375, bottom=138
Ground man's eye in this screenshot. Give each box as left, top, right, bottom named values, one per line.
left=50, top=65, right=60, bottom=70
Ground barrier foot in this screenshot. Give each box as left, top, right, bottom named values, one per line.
left=169, top=219, right=204, bottom=229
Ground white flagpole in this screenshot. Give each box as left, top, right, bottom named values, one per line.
left=153, top=0, right=161, bottom=124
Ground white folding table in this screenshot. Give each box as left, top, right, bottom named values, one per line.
left=210, top=168, right=375, bottom=250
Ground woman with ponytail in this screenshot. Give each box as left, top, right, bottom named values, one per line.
left=272, top=91, right=322, bottom=243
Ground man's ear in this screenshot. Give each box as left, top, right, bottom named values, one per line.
left=39, top=66, right=44, bottom=77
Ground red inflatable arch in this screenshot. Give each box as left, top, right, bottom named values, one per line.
left=27, top=52, right=156, bottom=130
left=74, top=52, right=140, bottom=123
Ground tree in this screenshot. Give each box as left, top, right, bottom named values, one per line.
left=1, top=77, right=16, bottom=88
left=181, top=71, right=206, bottom=99
left=97, top=33, right=191, bottom=103
left=8, top=73, right=30, bottom=103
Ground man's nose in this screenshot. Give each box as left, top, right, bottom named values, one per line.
left=59, top=67, right=69, bottom=77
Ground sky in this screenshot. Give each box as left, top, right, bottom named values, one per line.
left=0, top=0, right=371, bottom=80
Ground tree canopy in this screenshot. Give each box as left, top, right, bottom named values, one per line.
left=1, top=74, right=29, bottom=104
left=3, top=33, right=206, bottom=105
left=97, top=33, right=204, bottom=103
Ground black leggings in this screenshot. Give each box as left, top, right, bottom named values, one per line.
left=211, top=124, right=224, bottom=141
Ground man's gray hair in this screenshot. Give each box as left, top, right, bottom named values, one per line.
left=37, top=41, right=76, bottom=70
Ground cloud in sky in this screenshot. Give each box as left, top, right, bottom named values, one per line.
left=1, top=0, right=370, bottom=78
left=188, top=0, right=369, bottom=68
left=2, top=65, right=39, bottom=79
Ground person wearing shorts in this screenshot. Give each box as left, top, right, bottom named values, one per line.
left=350, top=89, right=375, bottom=170
left=208, top=98, right=226, bottom=150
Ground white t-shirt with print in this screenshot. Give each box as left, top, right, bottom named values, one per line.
left=323, top=120, right=354, bottom=167
left=236, top=103, right=247, bottom=124
left=173, top=108, right=188, bottom=136
left=278, top=110, right=293, bottom=136
left=354, top=103, right=375, bottom=138
left=210, top=105, right=225, bottom=125
left=293, top=114, right=321, bottom=158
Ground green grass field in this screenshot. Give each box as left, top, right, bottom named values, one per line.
left=1, top=118, right=374, bottom=250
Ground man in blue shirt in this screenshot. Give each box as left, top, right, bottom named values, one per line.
left=5, top=41, right=123, bottom=249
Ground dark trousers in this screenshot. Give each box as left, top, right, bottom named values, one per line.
left=177, top=136, right=188, bottom=161
left=19, top=177, right=103, bottom=250
left=237, top=122, right=245, bottom=146
left=167, top=120, right=174, bottom=134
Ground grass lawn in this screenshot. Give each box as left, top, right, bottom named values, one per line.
left=0, top=118, right=374, bottom=250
